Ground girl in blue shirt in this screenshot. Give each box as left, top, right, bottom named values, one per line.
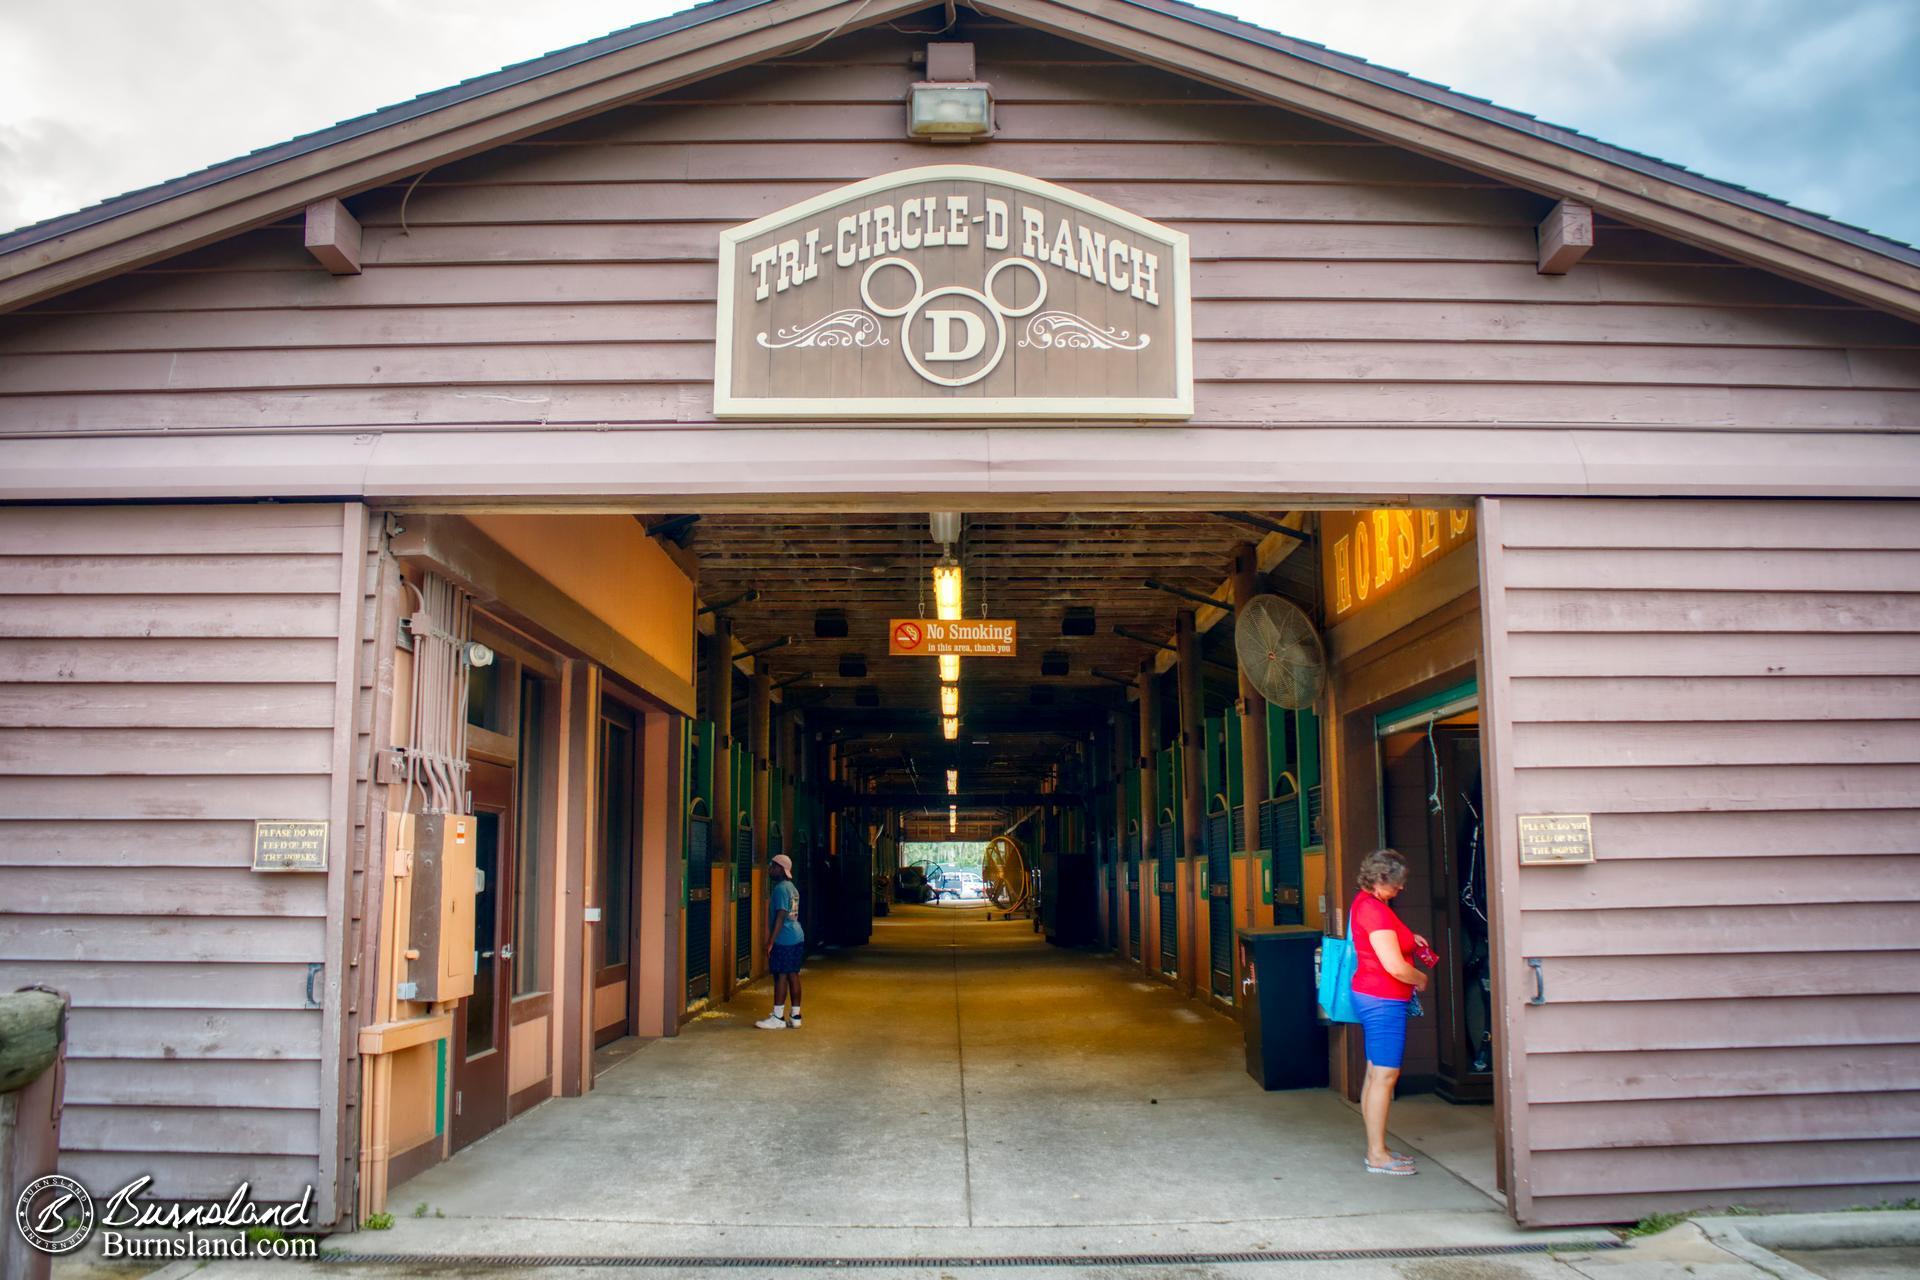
left=757, top=853, right=806, bottom=1029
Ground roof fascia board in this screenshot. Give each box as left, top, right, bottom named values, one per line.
left=0, top=0, right=929, bottom=313
left=987, top=0, right=1920, bottom=322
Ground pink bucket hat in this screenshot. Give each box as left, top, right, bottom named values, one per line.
left=771, top=854, right=793, bottom=875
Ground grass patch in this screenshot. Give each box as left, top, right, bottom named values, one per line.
left=363, top=1212, right=394, bottom=1231
left=1626, top=1211, right=1693, bottom=1237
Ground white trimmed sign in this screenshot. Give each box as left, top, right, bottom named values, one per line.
left=714, top=165, right=1193, bottom=419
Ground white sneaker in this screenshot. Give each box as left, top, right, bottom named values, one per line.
left=789, top=1013, right=803, bottom=1028
left=754, top=1015, right=790, bottom=1030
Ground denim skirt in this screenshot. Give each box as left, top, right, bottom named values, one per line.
left=1351, top=991, right=1411, bottom=1068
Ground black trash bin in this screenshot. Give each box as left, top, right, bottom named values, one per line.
left=1237, top=925, right=1330, bottom=1090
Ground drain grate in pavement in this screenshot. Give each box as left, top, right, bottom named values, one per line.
left=322, top=1240, right=1624, bottom=1269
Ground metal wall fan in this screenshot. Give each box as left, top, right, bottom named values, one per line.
left=1233, top=594, right=1326, bottom=709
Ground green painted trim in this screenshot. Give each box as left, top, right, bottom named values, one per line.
left=1295, top=705, right=1321, bottom=850
left=680, top=718, right=692, bottom=909
left=1374, top=678, right=1479, bottom=736
left=689, top=719, right=716, bottom=810
left=1264, top=701, right=1289, bottom=798
left=434, top=1037, right=447, bottom=1138
left=1224, top=713, right=1244, bottom=810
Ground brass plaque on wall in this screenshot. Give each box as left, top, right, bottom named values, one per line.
left=715, top=165, right=1192, bottom=419
left=253, top=820, right=329, bottom=872
left=1516, top=813, right=1594, bottom=866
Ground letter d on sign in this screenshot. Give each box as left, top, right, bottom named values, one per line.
left=925, top=310, right=986, bottom=363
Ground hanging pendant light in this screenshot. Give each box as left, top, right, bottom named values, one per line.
left=932, top=557, right=963, bottom=620
left=940, top=654, right=960, bottom=683
left=940, top=684, right=960, bottom=718
left=949, top=804, right=959, bottom=833
left=946, top=769, right=958, bottom=795
left=942, top=716, right=959, bottom=740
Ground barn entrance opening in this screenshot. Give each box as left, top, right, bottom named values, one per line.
left=671, top=505, right=1497, bottom=1171
left=389, top=502, right=1505, bottom=1215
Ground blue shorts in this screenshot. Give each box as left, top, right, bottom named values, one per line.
left=1352, top=992, right=1410, bottom=1069
left=768, top=942, right=805, bottom=975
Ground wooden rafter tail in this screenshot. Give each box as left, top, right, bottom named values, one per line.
left=303, top=199, right=362, bottom=275
left=1537, top=201, right=1594, bottom=275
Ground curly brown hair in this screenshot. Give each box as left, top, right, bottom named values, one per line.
left=1356, top=848, right=1410, bottom=892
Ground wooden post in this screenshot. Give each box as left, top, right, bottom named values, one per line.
left=1232, top=542, right=1269, bottom=938
left=1110, top=710, right=1129, bottom=957
left=1, top=988, right=66, bottom=1280
left=707, top=623, right=734, bottom=999
left=555, top=659, right=594, bottom=1096
left=781, top=709, right=799, bottom=870
left=826, top=741, right=840, bottom=871
left=1175, top=609, right=1204, bottom=998
left=750, top=669, right=771, bottom=978
left=751, top=670, right=771, bottom=862
left=1136, top=666, right=1158, bottom=974
left=632, top=707, right=683, bottom=1039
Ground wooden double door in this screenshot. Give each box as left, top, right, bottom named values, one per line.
left=451, top=682, right=647, bottom=1147
left=452, top=759, right=518, bottom=1150
left=1378, top=719, right=1493, bottom=1103
left=593, top=697, right=644, bottom=1048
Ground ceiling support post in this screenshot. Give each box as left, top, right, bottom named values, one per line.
left=708, top=620, right=735, bottom=1001
left=1136, top=666, right=1158, bottom=976
left=1231, top=542, right=1270, bottom=898
left=1176, top=609, right=1205, bottom=1000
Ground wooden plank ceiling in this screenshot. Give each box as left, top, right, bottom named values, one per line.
left=681, top=510, right=1301, bottom=796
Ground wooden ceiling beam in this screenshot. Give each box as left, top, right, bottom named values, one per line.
left=1152, top=511, right=1313, bottom=675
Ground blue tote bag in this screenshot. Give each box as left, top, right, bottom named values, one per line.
left=1317, top=912, right=1360, bottom=1023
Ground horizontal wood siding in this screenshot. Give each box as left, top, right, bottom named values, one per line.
left=1487, top=497, right=1920, bottom=1225
left=2, top=19, right=1916, bottom=444
left=0, top=503, right=353, bottom=1202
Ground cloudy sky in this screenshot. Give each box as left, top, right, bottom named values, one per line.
left=2, top=0, right=1915, bottom=246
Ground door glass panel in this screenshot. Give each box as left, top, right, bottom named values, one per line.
left=467, top=809, right=502, bottom=1056
left=599, top=718, right=633, bottom=967
left=467, top=661, right=506, bottom=732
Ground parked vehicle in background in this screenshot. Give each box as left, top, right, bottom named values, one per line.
left=932, top=871, right=986, bottom=901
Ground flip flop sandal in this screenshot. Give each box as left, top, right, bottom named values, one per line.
left=1364, top=1160, right=1417, bottom=1175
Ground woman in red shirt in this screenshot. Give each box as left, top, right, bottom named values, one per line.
left=1349, top=849, right=1430, bottom=1174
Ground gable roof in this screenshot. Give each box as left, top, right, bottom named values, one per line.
left=5, top=0, right=1919, bottom=321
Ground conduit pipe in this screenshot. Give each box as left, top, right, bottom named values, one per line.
left=400, top=572, right=473, bottom=814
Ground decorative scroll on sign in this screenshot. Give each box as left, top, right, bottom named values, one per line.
left=714, top=166, right=1193, bottom=419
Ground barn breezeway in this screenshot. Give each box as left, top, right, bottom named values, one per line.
left=311, top=905, right=1585, bottom=1268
